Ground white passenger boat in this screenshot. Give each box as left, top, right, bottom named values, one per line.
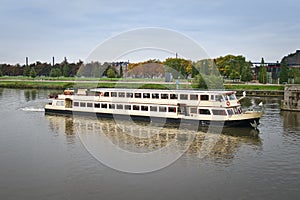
left=45, top=88, right=263, bottom=128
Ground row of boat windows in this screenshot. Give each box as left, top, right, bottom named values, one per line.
left=74, top=101, right=177, bottom=112
left=100, top=91, right=210, bottom=101
left=72, top=101, right=241, bottom=116
left=191, top=107, right=242, bottom=115
left=99, top=92, right=237, bottom=101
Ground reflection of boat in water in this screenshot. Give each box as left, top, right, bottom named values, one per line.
left=45, top=114, right=262, bottom=160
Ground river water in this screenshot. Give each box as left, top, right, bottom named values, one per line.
left=0, top=88, right=299, bottom=200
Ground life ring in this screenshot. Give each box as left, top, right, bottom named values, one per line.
left=226, top=101, right=230, bottom=106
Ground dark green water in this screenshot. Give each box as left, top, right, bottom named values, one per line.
left=0, top=88, right=299, bottom=200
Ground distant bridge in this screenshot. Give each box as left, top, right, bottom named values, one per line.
left=251, top=62, right=279, bottom=65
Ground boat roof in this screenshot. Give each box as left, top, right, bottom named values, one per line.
left=90, top=88, right=235, bottom=95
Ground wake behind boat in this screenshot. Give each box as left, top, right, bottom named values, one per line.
left=44, top=88, right=263, bottom=128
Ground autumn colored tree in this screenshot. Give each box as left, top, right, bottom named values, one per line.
left=215, top=55, right=252, bottom=82
left=164, top=58, right=192, bottom=78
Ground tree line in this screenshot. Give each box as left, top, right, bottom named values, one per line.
left=0, top=60, right=83, bottom=78
left=0, top=55, right=299, bottom=85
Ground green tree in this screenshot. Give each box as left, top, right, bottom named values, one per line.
left=194, top=74, right=207, bottom=89
left=194, top=74, right=223, bottom=89
left=258, top=66, right=267, bottom=84
left=241, top=63, right=253, bottom=82
left=29, top=67, right=37, bottom=78
left=107, top=67, right=116, bottom=78
left=119, top=66, right=123, bottom=78
left=50, top=68, right=62, bottom=77
left=258, top=58, right=267, bottom=83
left=63, top=64, right=70, bottom=77
left=229, top=71, right=240, bottom=81
left=0, top=69, right=2, bottom=77
left=288, top=68, right=300, bottom=84
left=279, top=59, right=289, bottom=84
left=23, top=65, right=31, bottom=77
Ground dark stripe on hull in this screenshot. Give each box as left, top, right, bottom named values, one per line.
left=45, top=108, right=259, bottom=128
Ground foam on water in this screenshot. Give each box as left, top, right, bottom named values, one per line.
left=20, top=107, right=45, bottom=112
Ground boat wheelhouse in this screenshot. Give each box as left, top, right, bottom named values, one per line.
left=45, top=88, right=263, bottom=128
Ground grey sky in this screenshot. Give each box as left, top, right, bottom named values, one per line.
left=0, top=0, right=299, bottom=64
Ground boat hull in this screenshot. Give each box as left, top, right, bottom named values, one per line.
left=45, top=108, right=260, bottom=128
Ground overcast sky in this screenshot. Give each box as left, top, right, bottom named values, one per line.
left=0, top=0, right=299, bottom=64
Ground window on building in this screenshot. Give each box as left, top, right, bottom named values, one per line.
left=143, top=93, right=150, bottom=98
left=133, top=105, right=140, bottom=110
left=111, top=92, right=117, bottom=97
left=103, top=92, right=109, bottom=97
left=199, top=109, right=211, bottom=115
left=159, top=106, right=167, bottom=112
left=200, top=95, right=209, bottom=101
left=150, top=106, right=157, bottom=112
left=190, top=94, right=198, bottom=100
left=161, top=94, right=169, bottom=99
left=118, top=92, right=125, bottom=97
left=124, top=105, right=131, bottom=110
left=109, top=104, right=115, bottom=109
left=80, top=102, right=86, bottom=107
left=227, top=109, right=233, bottom=115
left=116, top=104, right=123, bottom=109
left=126, top=92, right=133, bottom=98
left=101, top=103, right=107, bottom=109
left=74, top=102, right=79, bottom=107
left=180, top=94, right=188, bottom=100
left=216, top=95, right=223, bottom=101
left=94, top=103, right=100, bottom=108
left=229, top=94, right=236, bottom=100
left=168, top=107, right=176, bottom=113
left=212, top=109, right=227, bottom=115
left=170, top=94, right=178, bottom=99
left=87, top=102, right=93, bottom=108
left=152, top=93, right=159, bottom=99
left=141, top=106, right=148, bottom=111
left=134, top=93, right=141, bottom=98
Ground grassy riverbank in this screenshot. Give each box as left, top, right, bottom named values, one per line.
left=224, top=84, right=284, bottom=91
left=0, top=80, right=178, bottom=90
left=0, top=77, right=284, bottom=91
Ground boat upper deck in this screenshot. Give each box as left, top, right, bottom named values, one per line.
left=56, top=88, right=240, bottom=108
left=91, top=88, right=235, bottom=95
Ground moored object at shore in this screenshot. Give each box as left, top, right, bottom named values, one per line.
left=281, top=84, right=300, bottom=112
